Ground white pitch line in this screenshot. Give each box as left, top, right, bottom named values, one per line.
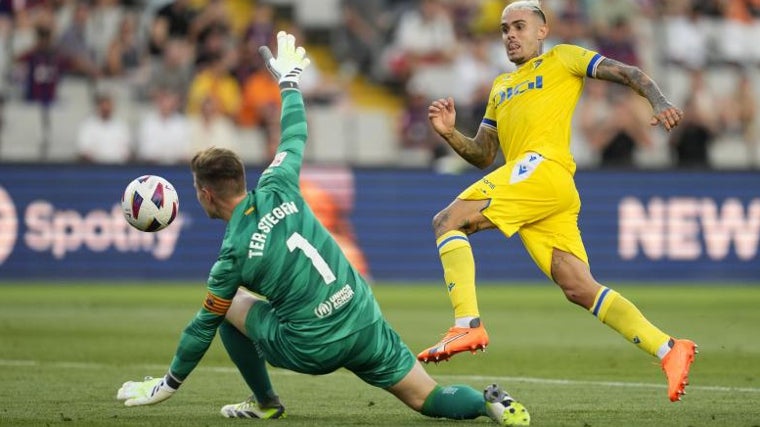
left=2, top=358, right=758, bottom=394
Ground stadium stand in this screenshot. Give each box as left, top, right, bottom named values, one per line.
left=0, top=0, right=757, bottom=170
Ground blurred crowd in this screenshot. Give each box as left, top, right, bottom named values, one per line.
left=0, top=0, right=758, bottom=170
left=1, top=0, right=345, bottom=165
left=361, top=0, right=760, bottom=170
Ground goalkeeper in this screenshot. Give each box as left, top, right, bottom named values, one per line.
left=116, top=31, right=530, bottom=426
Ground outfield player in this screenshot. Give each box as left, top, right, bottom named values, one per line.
left=416, top=1, right=697, bottom=403
left=116, top=31, right=530, bottom=426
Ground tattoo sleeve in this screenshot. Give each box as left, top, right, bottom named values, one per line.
left=443, top=127, right=500, bottom=169
left=594, top=58, right=670, bottom=111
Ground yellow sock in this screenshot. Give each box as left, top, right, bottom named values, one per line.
left=590, top=287, right=670, bottom=357
left=437, top=231, right=479, bottom=319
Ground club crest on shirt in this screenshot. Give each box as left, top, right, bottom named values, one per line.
left=510, top=152, right=544, bottom=184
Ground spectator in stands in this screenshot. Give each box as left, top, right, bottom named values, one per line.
left=669, top=70, right=718, bottom=168
left=286, top=24, right=346, bottom=106
left=595, top=17, right=639, bottom=67
left=186, top=51, right=240, bottom=120
left=191, top=0, right=232, bottom=67
left=544, top=0, right=594, bottom=48
left=188, top=94, right=239, bottom=155
left=600, top=88, right=653, bottom=168
left=331, top=0, right=394, bottom=82
left=56, top=0, right=100, bottom=78
left=587, top=0, right=640, bottom=35
left=237, top=65, right=280, bottom=160
left=0, top=0, right=15, bottom=96
left=379, top=0, right=457, bottom=89
left=750, top=0, right=760, bottom=66
left=8, top=0, right=57, bottom=63
left=16, top=24, right=62, bottom=106
left=232, top=3, right=274, bottom=84
left=578, top=79, right=613, bottom=166
left=447, top=34, right=499, bottom=136
left=663, top=3, right=709, bottom=70
left=104, top=11, right=145, bottom=78
left=136, top=87, right=190, bottom=164
left=720, top=0, right=754, bottom=67
left=0, top=0, right=13, bottom=36
left=448, top=0, right=482, bottom=39
left=77, top=89, right=131, bottom=164
left=467, top=0, right=508, bottom=36
left=722, top=71, right=757, bottom=160
left=692, top=0, right=725, bottom=17
left=88, top=0, right=124, bottom=69
left=398, top=81, right=449, bottom=168
left=141, top=37, right=194, bottom=104
left=242, top=2, right=275, bottom=50
left=148, top=0, right=197, bottom=58
left=580, top=81, right=654, bottom=168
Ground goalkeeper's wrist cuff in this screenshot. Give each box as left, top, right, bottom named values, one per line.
left=164, top=372, right=182, bottom=390
left=279, top=81, right=300, bottom=91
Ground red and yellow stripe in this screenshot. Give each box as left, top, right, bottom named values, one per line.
left=202, top=292, right=232, bottom=316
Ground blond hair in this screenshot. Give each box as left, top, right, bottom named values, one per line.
left=504, top=0, right=546, bottom=23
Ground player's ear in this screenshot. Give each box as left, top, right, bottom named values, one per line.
left=200, top=186, right=213, bottom=203
left=537, top=23, right=548, bottom=41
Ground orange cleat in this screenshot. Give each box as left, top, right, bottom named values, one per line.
left=417, top=323, right=489, bottom=363
left=661, top=338, right=698, bottom=402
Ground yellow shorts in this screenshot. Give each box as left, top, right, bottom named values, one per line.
left=458, top=152, right=588, bottom=278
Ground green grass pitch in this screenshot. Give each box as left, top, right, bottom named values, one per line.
left=1, top=282, right=759, bottom=426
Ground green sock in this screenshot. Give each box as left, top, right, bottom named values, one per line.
left=421, top=384, right=486, bottom=420
left=218, top=321, right=278, bottom=406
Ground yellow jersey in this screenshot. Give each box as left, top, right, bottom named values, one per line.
left=482, top=44, right=604, bottom=175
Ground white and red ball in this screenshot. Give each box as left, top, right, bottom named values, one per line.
left=121, top=175, right=179, bottom=232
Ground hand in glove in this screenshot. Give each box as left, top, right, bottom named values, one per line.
left=258, top=30, right=311, bottom=87
left=116, top=375, right=178, bottom=407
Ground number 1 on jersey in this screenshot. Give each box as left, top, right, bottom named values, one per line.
left=286, top=232, right=337, bottom=284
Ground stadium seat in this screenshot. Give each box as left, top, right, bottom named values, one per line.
left=0, top=100, right=45, bottom=161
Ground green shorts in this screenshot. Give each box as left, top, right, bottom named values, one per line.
left=245, top=301, right=416, bottom=389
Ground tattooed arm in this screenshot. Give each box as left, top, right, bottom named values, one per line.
left=594, top=57, right=683, bottom=131
left=428, top=97, right=500, bottom=169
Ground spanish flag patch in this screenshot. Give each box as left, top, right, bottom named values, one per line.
left=203, top=292, right=232, bottom=316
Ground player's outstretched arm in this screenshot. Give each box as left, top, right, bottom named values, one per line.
left=428, top=97, right=499, bottom=169
left=257, top=31, right=312, bottom=188
left=594, top=57, right=683, bottom=132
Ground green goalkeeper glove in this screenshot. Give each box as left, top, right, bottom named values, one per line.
left=258, top=30, right=311, bottom=88
left=116, top=375, right=178, bottom=407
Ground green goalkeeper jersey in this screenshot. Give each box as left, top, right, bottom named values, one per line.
left=169, top=89, right=382, bottom=380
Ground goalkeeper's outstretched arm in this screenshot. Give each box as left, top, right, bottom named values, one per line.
left=256, top=30, right=312, bottom=190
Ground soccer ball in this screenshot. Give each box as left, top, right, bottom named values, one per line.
left=121, top=175, right=179, bottom=232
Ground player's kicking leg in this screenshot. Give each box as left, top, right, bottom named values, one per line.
left=551, top=249, right=698, bottom=402
left=418, top=199, right=495, bottom=363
